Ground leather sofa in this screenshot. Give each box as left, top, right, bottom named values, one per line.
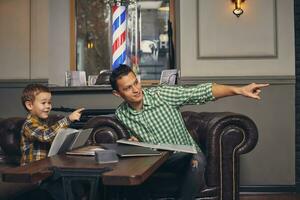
left=0, top=115, right=63, bottom=166
left=0, top=112, right=258, bottom=200
left=0, top=115, right=63, bottom=200
left=82, top=111, right=258, bottom=200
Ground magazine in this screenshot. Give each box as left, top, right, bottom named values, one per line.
left=48, top=128, right=93, bottom=157
left=117, top=139, right=197, bottom=154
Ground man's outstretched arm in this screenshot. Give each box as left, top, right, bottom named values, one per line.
left=212, top=83, right=269, bottom=100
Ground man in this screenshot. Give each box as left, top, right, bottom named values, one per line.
left=110, top=64, right=268, bottom=200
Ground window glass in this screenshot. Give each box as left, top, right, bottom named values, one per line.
left=76, top=0, right=111, bottom=75
left=75, top=0, right=173, bottom=81
left=138, top=0, right=171, bottom=80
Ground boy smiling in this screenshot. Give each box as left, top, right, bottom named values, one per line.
left=20, top=84, right=83, bottom=165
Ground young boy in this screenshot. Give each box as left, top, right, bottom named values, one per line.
left=20, top=83, right=84, bottom=166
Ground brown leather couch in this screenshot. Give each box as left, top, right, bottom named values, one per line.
left=0, top=112, right=258, bottom=200
left=82, top=111, right=258, bottom=200
left=0, top=115, right=63, bottom=200
left=0, top=115, right=64, bottom=166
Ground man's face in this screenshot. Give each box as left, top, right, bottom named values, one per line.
left=113, top=72, right=143, bottom=104
left=25, top=92, right=52, bottom=119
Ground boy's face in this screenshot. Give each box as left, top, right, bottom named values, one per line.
left=113, top=72, right=143, bottom=105
left=25, top=92, right=52, bottom=119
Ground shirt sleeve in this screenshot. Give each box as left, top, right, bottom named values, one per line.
left=155, top=83, right=215, bottom=107
left=23, top=117, right=71, bottom=142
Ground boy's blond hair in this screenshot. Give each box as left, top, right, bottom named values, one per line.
left=21, top=84, right=51, bottom=111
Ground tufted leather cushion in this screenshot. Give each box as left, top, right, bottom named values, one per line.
left=0, top=117, right=25, bottom=165
left=0, top=115, right=64, bottom=165
left=83, top=115, right=129, bottom=144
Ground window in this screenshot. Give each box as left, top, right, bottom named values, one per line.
left=72, top=0, right=110, bottom=75
left=71, top=0, right=175, bottom=82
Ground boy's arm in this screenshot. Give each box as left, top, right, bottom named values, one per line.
left=24, top=108, right=84, bottom=142
left=23, top=117, right=71, bottom=142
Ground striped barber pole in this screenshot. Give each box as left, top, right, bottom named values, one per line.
left=112, top=5, right=127, bottom=69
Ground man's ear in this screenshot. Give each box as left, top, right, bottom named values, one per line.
left=25, top=101, right=33, bottom=111
left=112, top=90, right=121, bottom=98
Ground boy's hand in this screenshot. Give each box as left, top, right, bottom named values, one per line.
left=68, top=108, right=84, bottom=122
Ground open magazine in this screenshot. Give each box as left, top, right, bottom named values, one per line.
left=48, top=128, right=93, bottom=157
left=117, top=139, right=197, bottom=154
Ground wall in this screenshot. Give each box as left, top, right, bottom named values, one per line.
left=0, top=0, right=30, bottom=79
left=0, top=0, right=296, bottom=187
left=183, top=84, right=295, bottom=185
left=177, top=0, right=295, bottom=186
left=30, top=0, right=49, bottom=79
left=178, top=0, right=295, bottom=77
left=48, top=0, right=70, bottom=86
left=0, top=0, right=69, bottom=85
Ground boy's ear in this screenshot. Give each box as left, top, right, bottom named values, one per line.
left=25, top=101, right=33, bottom=111
left=112, top=90, right=121, bottom=98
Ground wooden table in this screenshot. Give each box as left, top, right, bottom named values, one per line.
left=2, top=152, right=169, bottom=186
left=2, top=152, right=170, bottom=199
left=1, top=157, right=53, bottom=183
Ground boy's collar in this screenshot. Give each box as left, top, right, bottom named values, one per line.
left=28, top=114, right=48, bottom=123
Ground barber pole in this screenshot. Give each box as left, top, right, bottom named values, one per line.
left=112, top=5, right=127, bottom=69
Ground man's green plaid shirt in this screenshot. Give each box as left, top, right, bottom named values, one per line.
left=115, top=83, right=215, bottom=152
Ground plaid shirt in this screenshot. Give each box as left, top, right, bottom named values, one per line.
left=116, top=83, right=215, bottom=152
left=20, top=114, right=70, bottom=166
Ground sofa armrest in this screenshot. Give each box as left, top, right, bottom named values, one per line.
left=183, top=111, right=258, bottom=200
left=0, top=115, right=65, bottom=166
left=83, top=115, right=130, bottom=144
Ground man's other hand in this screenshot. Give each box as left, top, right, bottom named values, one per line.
left=128, top=136, right=139, bottom=142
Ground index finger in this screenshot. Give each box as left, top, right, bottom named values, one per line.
left=75, top=108, right=85, bottom=113
left=255, top=83, right=269, bottom=88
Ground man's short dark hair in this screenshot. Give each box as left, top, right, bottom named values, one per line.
left=110, top=64, right=134, bottom=91
left=21, top=84, right=51, bottom=111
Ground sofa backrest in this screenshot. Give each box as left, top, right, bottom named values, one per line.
left=0, top=117, right=25, bottom=164
left=0, top=115, right=64, bottom=165
left=83, top=115, right=129, bottom=144
left=83, top=111, right=208, bottom=153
